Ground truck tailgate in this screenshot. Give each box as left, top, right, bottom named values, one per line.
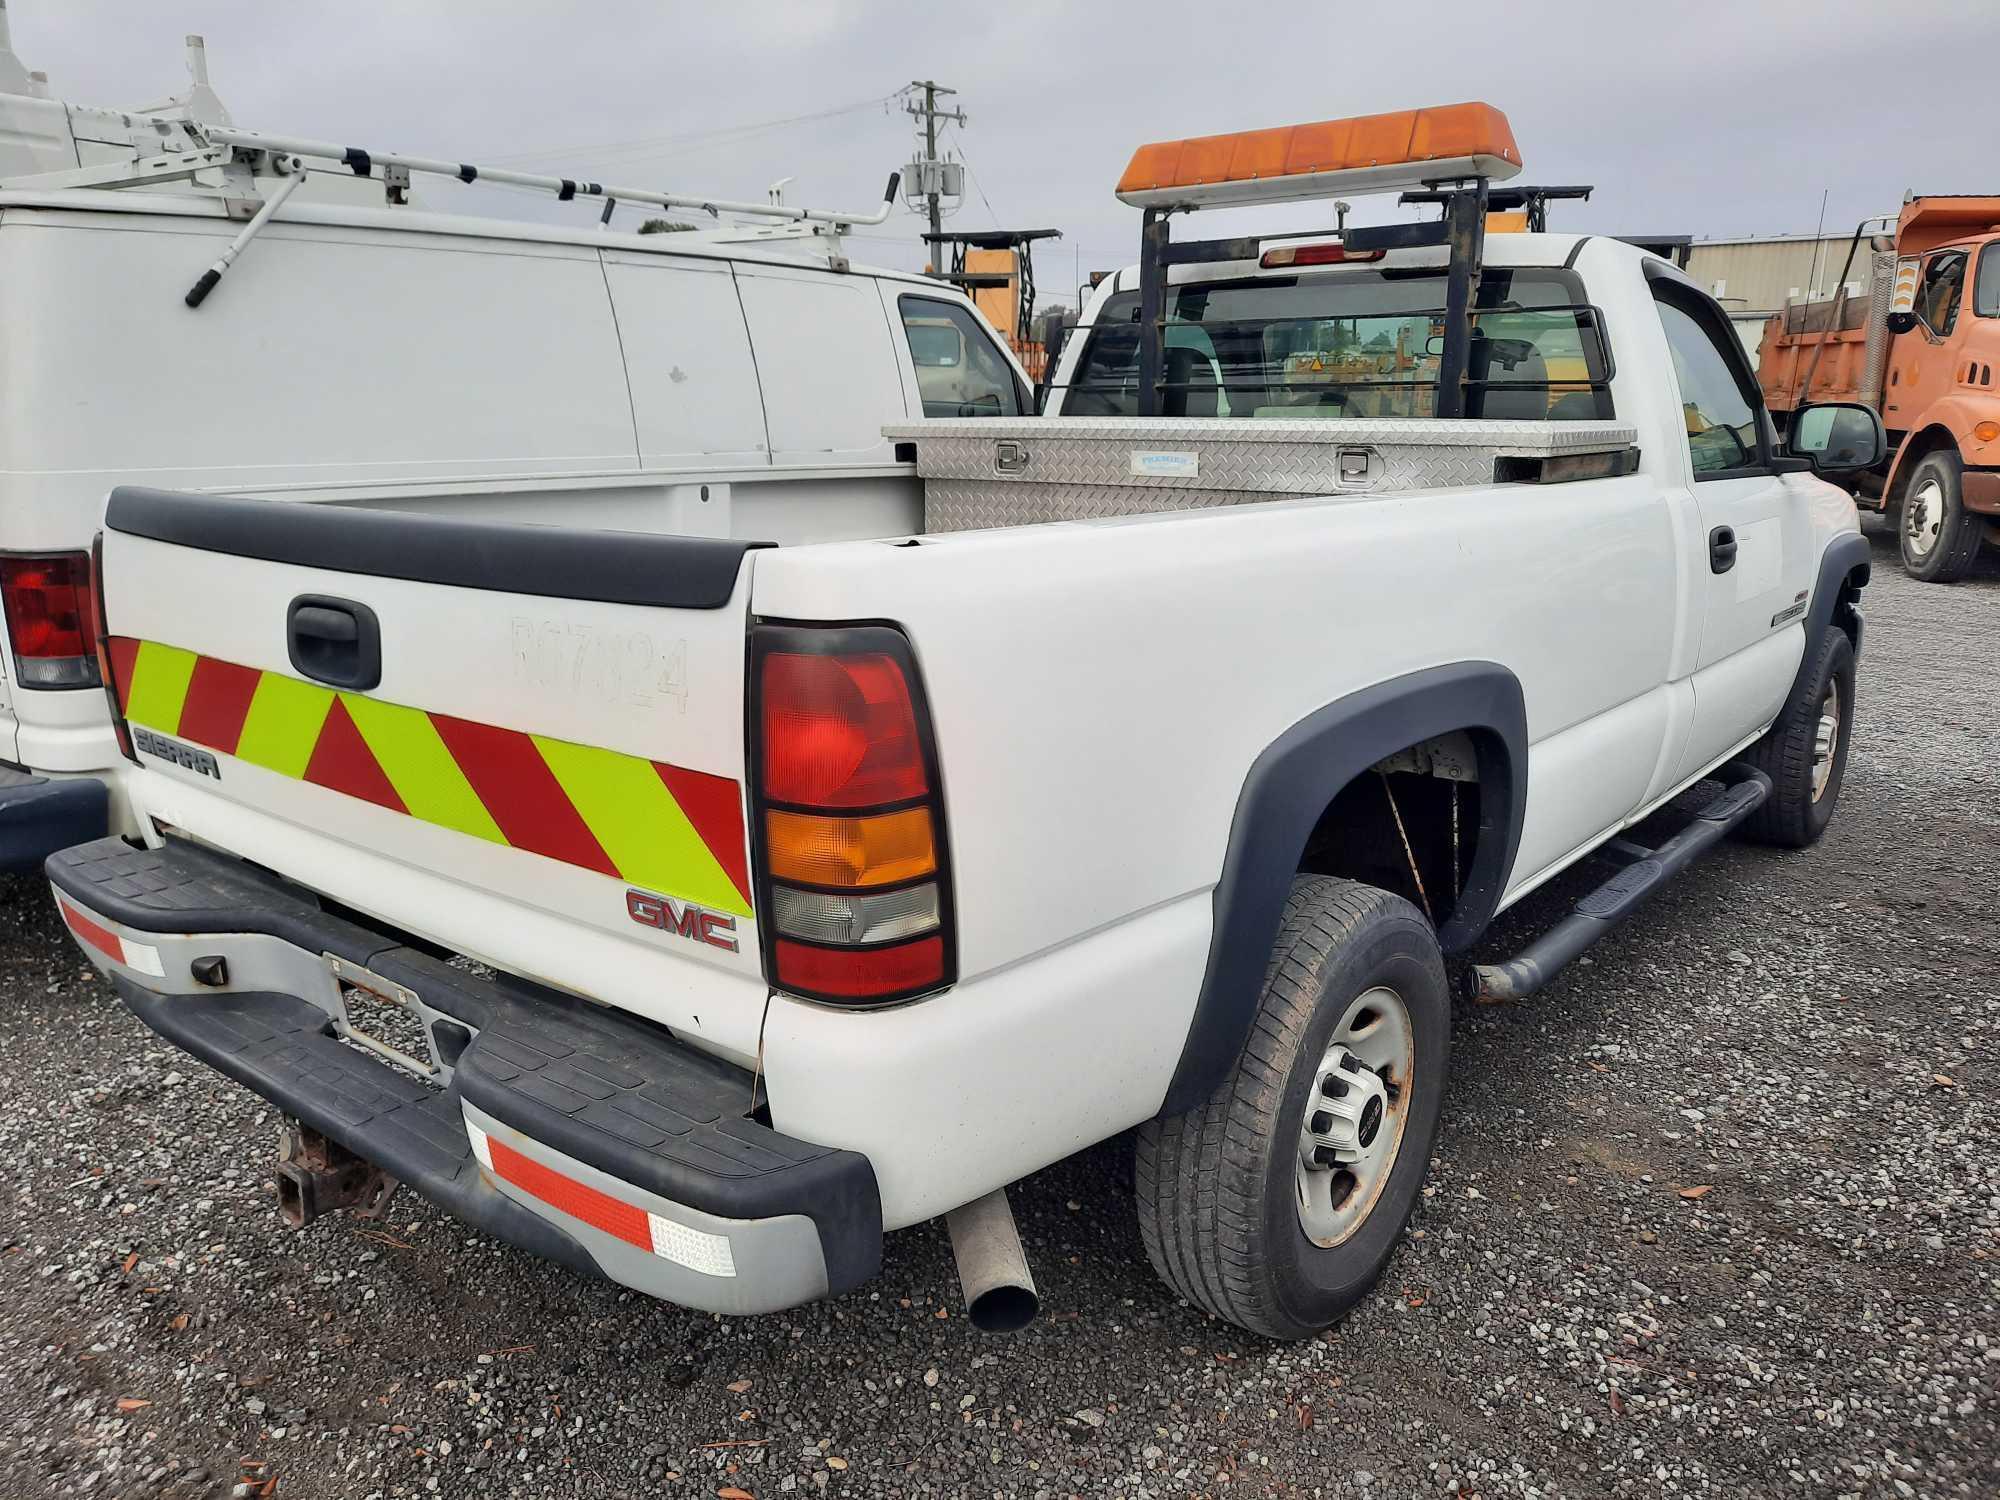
left=96, top=488, right=769, bottom=1060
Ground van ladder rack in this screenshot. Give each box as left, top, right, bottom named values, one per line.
left=0, top=30, right=903, bottom=310
left=204, top=124, right=902, bottom=236
left=167, top=123, right=903, bottom=307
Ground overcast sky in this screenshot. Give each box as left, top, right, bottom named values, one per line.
left=10, top=1, right=1994, bottom=308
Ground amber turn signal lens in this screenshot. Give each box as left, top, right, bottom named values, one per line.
left=1975, top=420, right=2000, bottom=444
left=765, top=806, right=936, bottom=889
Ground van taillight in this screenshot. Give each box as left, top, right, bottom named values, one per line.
left=751, top=625, right=953, bottom=1005
left=0, top=552, right=101, bottom=688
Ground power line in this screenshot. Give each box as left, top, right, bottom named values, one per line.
left=941, top=126, right=1001, bottom=226
left=489, top=92, right=897, bottom=170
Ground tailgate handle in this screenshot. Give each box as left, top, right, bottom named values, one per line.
left=287, top=596, right=382, bottom=691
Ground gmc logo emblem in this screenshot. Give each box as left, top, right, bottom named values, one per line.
left=626, top=889, right=739, bottom=953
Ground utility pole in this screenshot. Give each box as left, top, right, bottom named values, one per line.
left=905, top=80, right=965, bottom=272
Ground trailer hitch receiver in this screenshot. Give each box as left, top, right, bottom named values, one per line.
left=275, top=1120, right=400, bottom=1228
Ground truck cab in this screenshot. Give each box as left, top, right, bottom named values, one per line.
left=1758, top=195, right=2000, bottom=581
left=1881, top=212, right=2000, bottom=576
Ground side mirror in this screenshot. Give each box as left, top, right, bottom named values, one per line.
left=1886, top=256, right=1920, bottom=336
left=1789, top=402, right=1886, bottom=476
left=1040, top=310, right=1069, bottom=371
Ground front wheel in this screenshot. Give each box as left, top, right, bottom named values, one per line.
left=1739, top=626, right=1856, bottom=848
left=1900, top=451, right=1983, bottom=582
left=1135, top=877, right=1448, bottom=1339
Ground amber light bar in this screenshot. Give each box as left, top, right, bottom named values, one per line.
left=1116, top=102, right=1521, bottom=211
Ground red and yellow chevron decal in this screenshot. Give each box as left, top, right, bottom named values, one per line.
left=106, top=637, right=752, bottom=919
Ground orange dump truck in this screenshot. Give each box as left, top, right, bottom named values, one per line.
left=1759, top=195, right=2000, bottom=581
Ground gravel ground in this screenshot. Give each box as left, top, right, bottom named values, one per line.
left=0, top=518, right=1995, bottom=1500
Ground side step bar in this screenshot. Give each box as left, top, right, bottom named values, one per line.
left=1467, top=763, right=1772, bottom=1003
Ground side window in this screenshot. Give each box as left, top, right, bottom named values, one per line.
left=896, top=296, right=1022, bottom=417
left=1917, top=250, right=1969, bottom=335
left=1654, top=295, right=1763, bottom=476
left=1979, top=243, right=2000, bottom=319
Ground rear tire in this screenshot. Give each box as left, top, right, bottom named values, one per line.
left=1899, top=451, right=1983, bottom=582
left=1739, top=626, right=1855, bottom=848
left=1135, top=877, right=1448, bottom=1339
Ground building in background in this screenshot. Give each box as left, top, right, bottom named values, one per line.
left=1682, top=232, right=1878, bottom=364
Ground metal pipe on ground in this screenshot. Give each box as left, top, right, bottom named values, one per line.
left=945, top=1188, right=1039, bottom=1332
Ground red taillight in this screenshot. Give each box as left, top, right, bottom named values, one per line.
left=1259, top=242, right=1385, bottom=268
left=761, top=651, right=927, bottom=807
left=0, top=551, right=101, bottom=688
left=772, top=935, right=946, bottom=998
left=752, top=626, right=953, bottom=1006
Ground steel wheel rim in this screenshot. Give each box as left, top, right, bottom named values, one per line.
left=1295, top=985, right=1415, bottom=1248
left=1905, top=479, right=1944, bottom=560
left=1811, top=678, right=1841, bottom=802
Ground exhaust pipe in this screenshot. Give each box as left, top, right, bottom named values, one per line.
left=946, top=1187, right=1039, bottom=1332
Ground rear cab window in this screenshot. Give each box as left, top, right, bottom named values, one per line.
left=1060, top=265, right=1613, bottom=421
left=896, top=296, right=1023, bottom=417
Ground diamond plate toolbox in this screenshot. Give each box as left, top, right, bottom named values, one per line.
left=883, top=417, right=1639, bottom=533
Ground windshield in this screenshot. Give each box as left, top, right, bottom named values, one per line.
left=1061, top=266, right=1613, bottom=420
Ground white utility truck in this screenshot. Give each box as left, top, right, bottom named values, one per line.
left=53, top=103, right=1883, bottom=1339
left=0, top=19, right=1025, bottom=875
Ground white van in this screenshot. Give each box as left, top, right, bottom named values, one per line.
left=0, top=54, right=1031, bottom=870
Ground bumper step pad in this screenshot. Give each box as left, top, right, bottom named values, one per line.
left=50, top=836, right=882, bottom=1293
left=115, top=978, right=599, bottom=1277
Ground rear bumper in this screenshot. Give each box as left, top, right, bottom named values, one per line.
left=0, top=764, right=107, bottom=873
left=46, top=835, right=882, bottom=1315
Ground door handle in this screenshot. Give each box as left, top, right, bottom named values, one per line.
left=287, top=595, right=381, bottom=691
left=1708, top=525, right=1738, bottom=574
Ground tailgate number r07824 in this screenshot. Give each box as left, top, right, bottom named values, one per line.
left=511, top=618, right=688, bottom=712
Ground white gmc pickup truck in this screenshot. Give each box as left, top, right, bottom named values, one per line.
left=50, top=105, right=1885, bottom=1339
